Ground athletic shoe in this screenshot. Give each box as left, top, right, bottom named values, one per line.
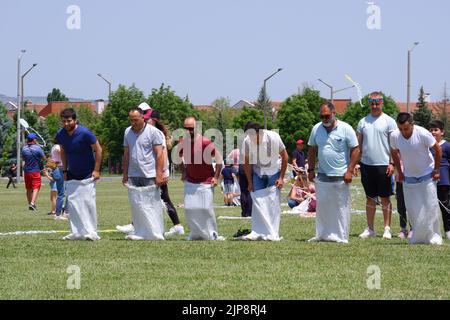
left=446, top=231, right=450, bottom=240
left=116, top=224, right=135, bottom=234
left=398, top=229, right=408, bottom=239
left=28, top=203, right=37, bottom=211
left=407, top=230, right=414, bottom=239
left=55, top=215, right=68, bottom=221
left=383, top=226, right=392, bottom=240
left=63, top=233, right=82, bottom=240
left=125, top=234, right=144, bottom=241
left=359, top=228, right=375, bottom=239
left=85, top=234, right=100, bottom=241
left=164, top=225, right=185, bottom=237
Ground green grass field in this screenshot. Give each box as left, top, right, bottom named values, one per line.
left=0, top=176, right=449, bottom=300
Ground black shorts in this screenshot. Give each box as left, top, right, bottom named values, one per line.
left=360, top=163, right=392, bottom=198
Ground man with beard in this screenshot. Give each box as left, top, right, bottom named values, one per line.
left=57, top=108, right=102, bottom=241
left=307, top=102, right=359, bottom=243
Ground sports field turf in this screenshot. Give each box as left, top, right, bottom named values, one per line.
left=0, top=177, right=449, bottom=299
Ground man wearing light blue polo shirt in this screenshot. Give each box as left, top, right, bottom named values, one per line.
left=307, top=102, right=359, bottom=243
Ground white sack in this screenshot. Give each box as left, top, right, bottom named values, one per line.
left=128, top=184, right=165, bottom=240
left=184, top=182, right=221, bottom=240
left=403, top=180, right=443, bottom=245
left=245, top=186, right=281, bottom=241
left=309, top=180, right=350, bottom=244
left=65, top=178, right=100, bottom=240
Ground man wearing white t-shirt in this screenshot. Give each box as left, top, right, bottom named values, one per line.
left=357, top=92, right=398, bottom=240
left=390, top=112, right=443, bottom=245
left=242, top=122, right=288, bottom=240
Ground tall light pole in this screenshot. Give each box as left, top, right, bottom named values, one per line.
left=263, top=68, right=283, bottom=129
left=97, top=73, right=112, bottom=99
left=318, top=79, right=354, bottom=105
left=20, top=63, right=38, bottom=157
left=407, top=42, right=420, bottom=113
left=16, top=50, right=26, bottom=183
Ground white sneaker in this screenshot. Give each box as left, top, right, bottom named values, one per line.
left=125, top=234, right=144, bottom=241
left=55, top=215, right=68, bottom=221
left=359, top=228, right=376, bottom=239
left=116, top=224, right=135, bottom=234
left=383, top=226, right=392, bottom=240
left=63, top=233, right=82, bottom=240
left=84, top=234, right=100, bottom=241
left=164, top=225, right=185, bottom=237
left=446, top=231, right=450, bottom=240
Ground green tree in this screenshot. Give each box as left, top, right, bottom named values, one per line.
left=232, top=106, right=273, bottom=130
left=434, top=84, right=450, bottom=139
left=0, top=102, right=14, bottom=168
left=47, top=88, right=69, bottom=103
left=147, top=83, right=199, bottom=132
left=44, top=113, right=60, bottom=139
left=412, top=86, right=433, bottom=128
left=99, top=84, right=145, bottom=172
left=276, top=94, right=319, bottom=154
left=71, top=104, right=100, bottom=134
left=341, top=93, right=399, bottom=129
left=36, top=119, right=53, bottom=155
left=255, top=86, right=272, bottom=124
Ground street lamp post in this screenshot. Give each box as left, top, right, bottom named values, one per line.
left=263, top=68, right=283, bottom=129
left=318, top=79, right=355, bottom=105
left=97, top=73, right=112, bottom=99
left=20, top=63, right=38, bottom=156
left=407, top=42, right=420, bottom=113
left=16, top=50, right=26, bottom=183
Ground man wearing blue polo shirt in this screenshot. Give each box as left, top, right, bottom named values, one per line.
left=56, top=108, right=102, bottom=241
left=307, top=102, right=359, bottom=243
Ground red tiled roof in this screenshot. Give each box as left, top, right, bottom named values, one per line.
left=396, top=102, right=442, bottom=114
left=332, top=99, right=352, bottom=114
left=38, top=101, right=96, bottom=117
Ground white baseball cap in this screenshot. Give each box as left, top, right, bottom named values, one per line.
left=137, top=102, right=151, bottom=111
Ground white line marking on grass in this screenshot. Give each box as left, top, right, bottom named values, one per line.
left=0, top=229, right=118, bottom=237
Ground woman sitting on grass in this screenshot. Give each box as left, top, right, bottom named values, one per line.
left=287, top=170, right=316, bottom=213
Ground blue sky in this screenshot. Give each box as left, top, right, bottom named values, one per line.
left=1, top=0, right=449, bottom=105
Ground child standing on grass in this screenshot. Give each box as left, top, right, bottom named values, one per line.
left=221, top=161, right=237, bottom=206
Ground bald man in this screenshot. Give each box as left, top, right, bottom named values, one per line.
left=178, top=117, right=224, bottom=240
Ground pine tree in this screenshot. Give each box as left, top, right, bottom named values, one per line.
left=412, top=86, right=433, bottom=127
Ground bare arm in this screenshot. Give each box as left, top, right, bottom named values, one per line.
left=212, top=149, right=223, bottom=186
left=91, top=141, right=102, bottom=180
left=307, top=146, right=318, bottom=182
left=244, top=153, right=253, bottom=192
left=122, top=147, right=129, bottom=185
left=275, top=149, right=289, bottom=189
left=60, top=145, right=68, bottom=181
left=431, top=142, right=442, bottom=181
left=391, top=148, right=403, bottom=182
left=344, top=146, right=360, bottom=184
left=153, top=145, right=167, bottom=186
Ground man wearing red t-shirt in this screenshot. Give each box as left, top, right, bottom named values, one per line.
left=178, top=117, right=224, bottom=240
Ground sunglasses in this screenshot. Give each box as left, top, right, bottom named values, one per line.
left=184, top=127, right=195, bottom=131
left=320, top=114, right=333, bottom=120
left=368, top=98, right=383, bottom=105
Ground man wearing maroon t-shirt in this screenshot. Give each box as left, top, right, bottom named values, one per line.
left=178, top=117, right=224, bottom=240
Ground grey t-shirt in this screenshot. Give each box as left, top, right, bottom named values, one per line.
left=124, top=124, right=164, bottom=178
left=357, top=113, right=397, bottom=166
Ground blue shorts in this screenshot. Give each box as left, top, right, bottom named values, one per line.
left=49, top=180, right=57, bottom=191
